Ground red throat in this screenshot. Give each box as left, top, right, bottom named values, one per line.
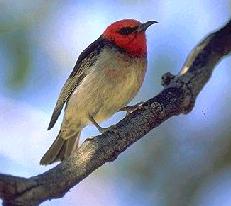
left=102, top=19, right=147, bottom=57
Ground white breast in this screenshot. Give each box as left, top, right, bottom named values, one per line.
left=64, top=48, right=147, bottom=126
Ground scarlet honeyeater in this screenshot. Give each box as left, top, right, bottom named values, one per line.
left=40, top=19, right=157, bottom=165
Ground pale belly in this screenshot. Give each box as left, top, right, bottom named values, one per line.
left=62, top=51, right=147, bottom=130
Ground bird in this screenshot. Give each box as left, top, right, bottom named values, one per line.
left=40, top=19, right=157, bottom=165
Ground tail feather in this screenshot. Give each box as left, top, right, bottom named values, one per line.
left=40, top=131, right=81, bottom=165
left=62, top=134, right=78, bottom=159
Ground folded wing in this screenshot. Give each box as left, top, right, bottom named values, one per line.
left=47, top=37, right=106, bottom=130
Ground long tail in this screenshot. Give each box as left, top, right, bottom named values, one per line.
left=40, top=131, right=81, bottom=165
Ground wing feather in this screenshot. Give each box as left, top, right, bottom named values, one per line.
left=47, top=37, right=106, bottom=130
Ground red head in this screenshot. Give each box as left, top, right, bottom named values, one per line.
left=102, top=19, right=157, bottom=57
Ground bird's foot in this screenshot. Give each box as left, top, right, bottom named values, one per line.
left=97, top=124, right=118, bottom=133
left=89, top=115, right=109, bottom=133
left=97, top=126, right=108, bottom=134
left=120, top=102, right=144, bottom=115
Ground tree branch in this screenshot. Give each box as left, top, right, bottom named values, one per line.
left=1, top=20, right=231, bottom=206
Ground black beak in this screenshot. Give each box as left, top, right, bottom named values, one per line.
left=137, top=20, right=158, bottom=32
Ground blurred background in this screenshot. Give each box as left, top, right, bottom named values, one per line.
left=0, top=0, right=231, bottom=205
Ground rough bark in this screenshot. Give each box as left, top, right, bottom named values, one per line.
left=1, top=19, right=231, bottom=206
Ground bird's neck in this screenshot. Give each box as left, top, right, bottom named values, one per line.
left=104, top=35, right=147, bottom=57
left=122, top=36, right=147, bottom=57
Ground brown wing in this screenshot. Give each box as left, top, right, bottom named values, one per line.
left=48, top=37, right=107, bottom=130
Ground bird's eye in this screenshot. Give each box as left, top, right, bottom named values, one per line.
left=118, top=26, right=138, bottom=35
